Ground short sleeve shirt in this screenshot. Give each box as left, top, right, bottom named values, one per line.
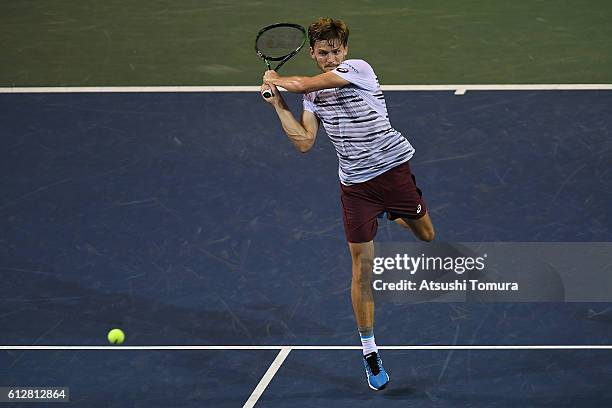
left=303, top=59, right=414, bottom=185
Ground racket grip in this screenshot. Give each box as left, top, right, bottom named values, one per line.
left=262, top=89, right=273, bottom=98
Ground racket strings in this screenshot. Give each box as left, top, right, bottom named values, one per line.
left=256, top=27, right=304, bottom=59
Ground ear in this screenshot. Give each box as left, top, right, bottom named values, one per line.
left=309, top=46, right=315, bottom=60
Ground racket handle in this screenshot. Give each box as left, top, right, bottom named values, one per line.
left=262, top=89, right=273, bottom=98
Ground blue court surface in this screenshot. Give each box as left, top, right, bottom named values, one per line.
left=1, top=89, right=611, bottom=406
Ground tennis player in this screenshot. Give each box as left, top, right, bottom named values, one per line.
left=261, top=17, right=435, bottom=391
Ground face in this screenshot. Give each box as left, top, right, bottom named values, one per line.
left=310, top=39, right=349, bottom=72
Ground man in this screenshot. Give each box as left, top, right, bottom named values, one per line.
left=261, top=18, right=435, bottom=391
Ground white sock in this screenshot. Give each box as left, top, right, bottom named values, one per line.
left=360, top=334, right=378, bottom=356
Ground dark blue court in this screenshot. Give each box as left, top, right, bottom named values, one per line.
left=1, top=90, right=611, bottom=407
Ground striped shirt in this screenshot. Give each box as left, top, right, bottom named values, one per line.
left=303, top=59, right=414, bottom=185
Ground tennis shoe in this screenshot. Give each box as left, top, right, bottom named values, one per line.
left=363, top=351, right=389, bottom=391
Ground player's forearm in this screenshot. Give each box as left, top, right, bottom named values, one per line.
left=269, top=76, right=309, bottom=93
left=273, top=99, right=313, bottom=152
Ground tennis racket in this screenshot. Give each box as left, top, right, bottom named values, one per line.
left=255, top=23, right=307, bottom=98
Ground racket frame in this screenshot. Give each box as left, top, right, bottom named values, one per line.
left=255, top=23, right=307, bottom=97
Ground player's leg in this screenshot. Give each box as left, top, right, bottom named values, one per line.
left=348, top=240, right=390, bottom=391
left=395, top=213, right=435, bottom=242
left=340, top=180, right=390, bottom=390
left=349, top=240, right=375, bottom=335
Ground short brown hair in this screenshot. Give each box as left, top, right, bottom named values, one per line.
left=308, top=18, right=349, bottom=48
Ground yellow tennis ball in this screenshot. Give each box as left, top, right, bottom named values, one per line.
left=107, top=328, right=125, bottom=345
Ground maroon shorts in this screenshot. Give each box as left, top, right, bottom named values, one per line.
left=340, top=161, right=427, bottom=243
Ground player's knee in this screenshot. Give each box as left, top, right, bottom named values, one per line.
left=418, top=228, right=435, bottom=242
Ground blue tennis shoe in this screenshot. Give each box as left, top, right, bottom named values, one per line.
left=363, top=351, right=390, bottom=391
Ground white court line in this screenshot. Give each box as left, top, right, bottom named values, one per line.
left=3, top=345, right=609, bottom=407
left=243, top=347, right=292, bottom=408
left=0, top=84, right=611, bottom=94
left=1, top=345, right=612, bottom=350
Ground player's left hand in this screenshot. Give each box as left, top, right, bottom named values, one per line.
left=263, top=70, right=280, bottom=84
